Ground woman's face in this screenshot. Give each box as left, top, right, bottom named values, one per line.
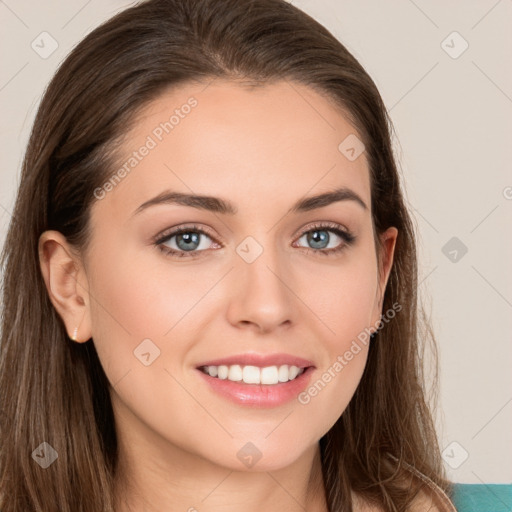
left=70, top=80, right=396, bottom=472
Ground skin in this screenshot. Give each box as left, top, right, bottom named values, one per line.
left=39, top=79, right=399, bottom=511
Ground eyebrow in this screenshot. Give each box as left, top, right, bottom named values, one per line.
left=132, top=186, right=368, bottom=217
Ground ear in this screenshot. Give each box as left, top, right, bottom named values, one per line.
left=38, top=230, right=92, bottom=343
left=369, top=226, right=398, bottom=333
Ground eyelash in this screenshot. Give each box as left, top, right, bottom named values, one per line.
left=154, top=222, right=356, bottom=259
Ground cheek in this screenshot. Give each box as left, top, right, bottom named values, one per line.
left=299, top=295, right=372, bottom=434
left=301, top=249, right=378, bottom=346
left=84, top=243, right=203, bottom=434
left=300, top=342, right=369, bottom=440
left=292, top=272, right=372, bottom=441
left=296, top=250, right=377, bottom=416
left=85, top=233, right=223, bottom=385
left=87, top=237, right=212, bottom=338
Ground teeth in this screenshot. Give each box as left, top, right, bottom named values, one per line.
left=228, top=365, right=243, bottom=381
left=201, top=364, right=305, bottom=385
left=243, top=365, right=260, bottom=384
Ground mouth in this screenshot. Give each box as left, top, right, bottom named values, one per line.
left=195, top=364, right=315, bottom=408
left=193, top=353, right=316, bottom=407
left=197, top=363, right=311, bottom=385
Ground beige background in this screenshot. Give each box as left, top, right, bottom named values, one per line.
left=1, top=0, right=511, bottom=483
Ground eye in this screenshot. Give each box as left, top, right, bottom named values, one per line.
left=155, top=224, right=219, bottom=258
left=293, top=222, right=356, bottom=256
left=154, top=221, right=356, bottom=259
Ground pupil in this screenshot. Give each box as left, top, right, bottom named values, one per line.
left=177, top=232, right=199, bottom=251
left=309, top=230, right=328, bottom=249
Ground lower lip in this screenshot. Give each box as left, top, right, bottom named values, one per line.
left=195, top=367, right=315, bottom=408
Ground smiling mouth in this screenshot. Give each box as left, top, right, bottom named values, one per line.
left=198, top=364, right=309, bottom=385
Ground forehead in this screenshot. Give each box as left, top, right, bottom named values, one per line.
left=95, top=79, right=371, bottom=221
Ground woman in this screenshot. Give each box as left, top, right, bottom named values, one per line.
left=0, top=0, right=459, bottom=510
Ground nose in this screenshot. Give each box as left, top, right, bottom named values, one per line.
left=226, top=240, right=296, bottom=334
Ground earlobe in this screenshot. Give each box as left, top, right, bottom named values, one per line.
left=38, top=230, right=92, bottom=343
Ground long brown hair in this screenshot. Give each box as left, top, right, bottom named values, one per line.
left=0, top=0, right=454, bottom=510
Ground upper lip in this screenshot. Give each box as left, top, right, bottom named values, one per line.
left=196, top=353, right=315, bottom=369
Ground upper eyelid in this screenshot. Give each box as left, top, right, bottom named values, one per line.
left=155, top=224, right=215, bottom=244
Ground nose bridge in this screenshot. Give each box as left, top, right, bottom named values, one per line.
left=228, top=232, right=295, bottom=330
left=235, top=231, right=285, bottom=283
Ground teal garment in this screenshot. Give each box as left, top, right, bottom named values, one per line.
left=450, top=483, right=512, bottom=512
